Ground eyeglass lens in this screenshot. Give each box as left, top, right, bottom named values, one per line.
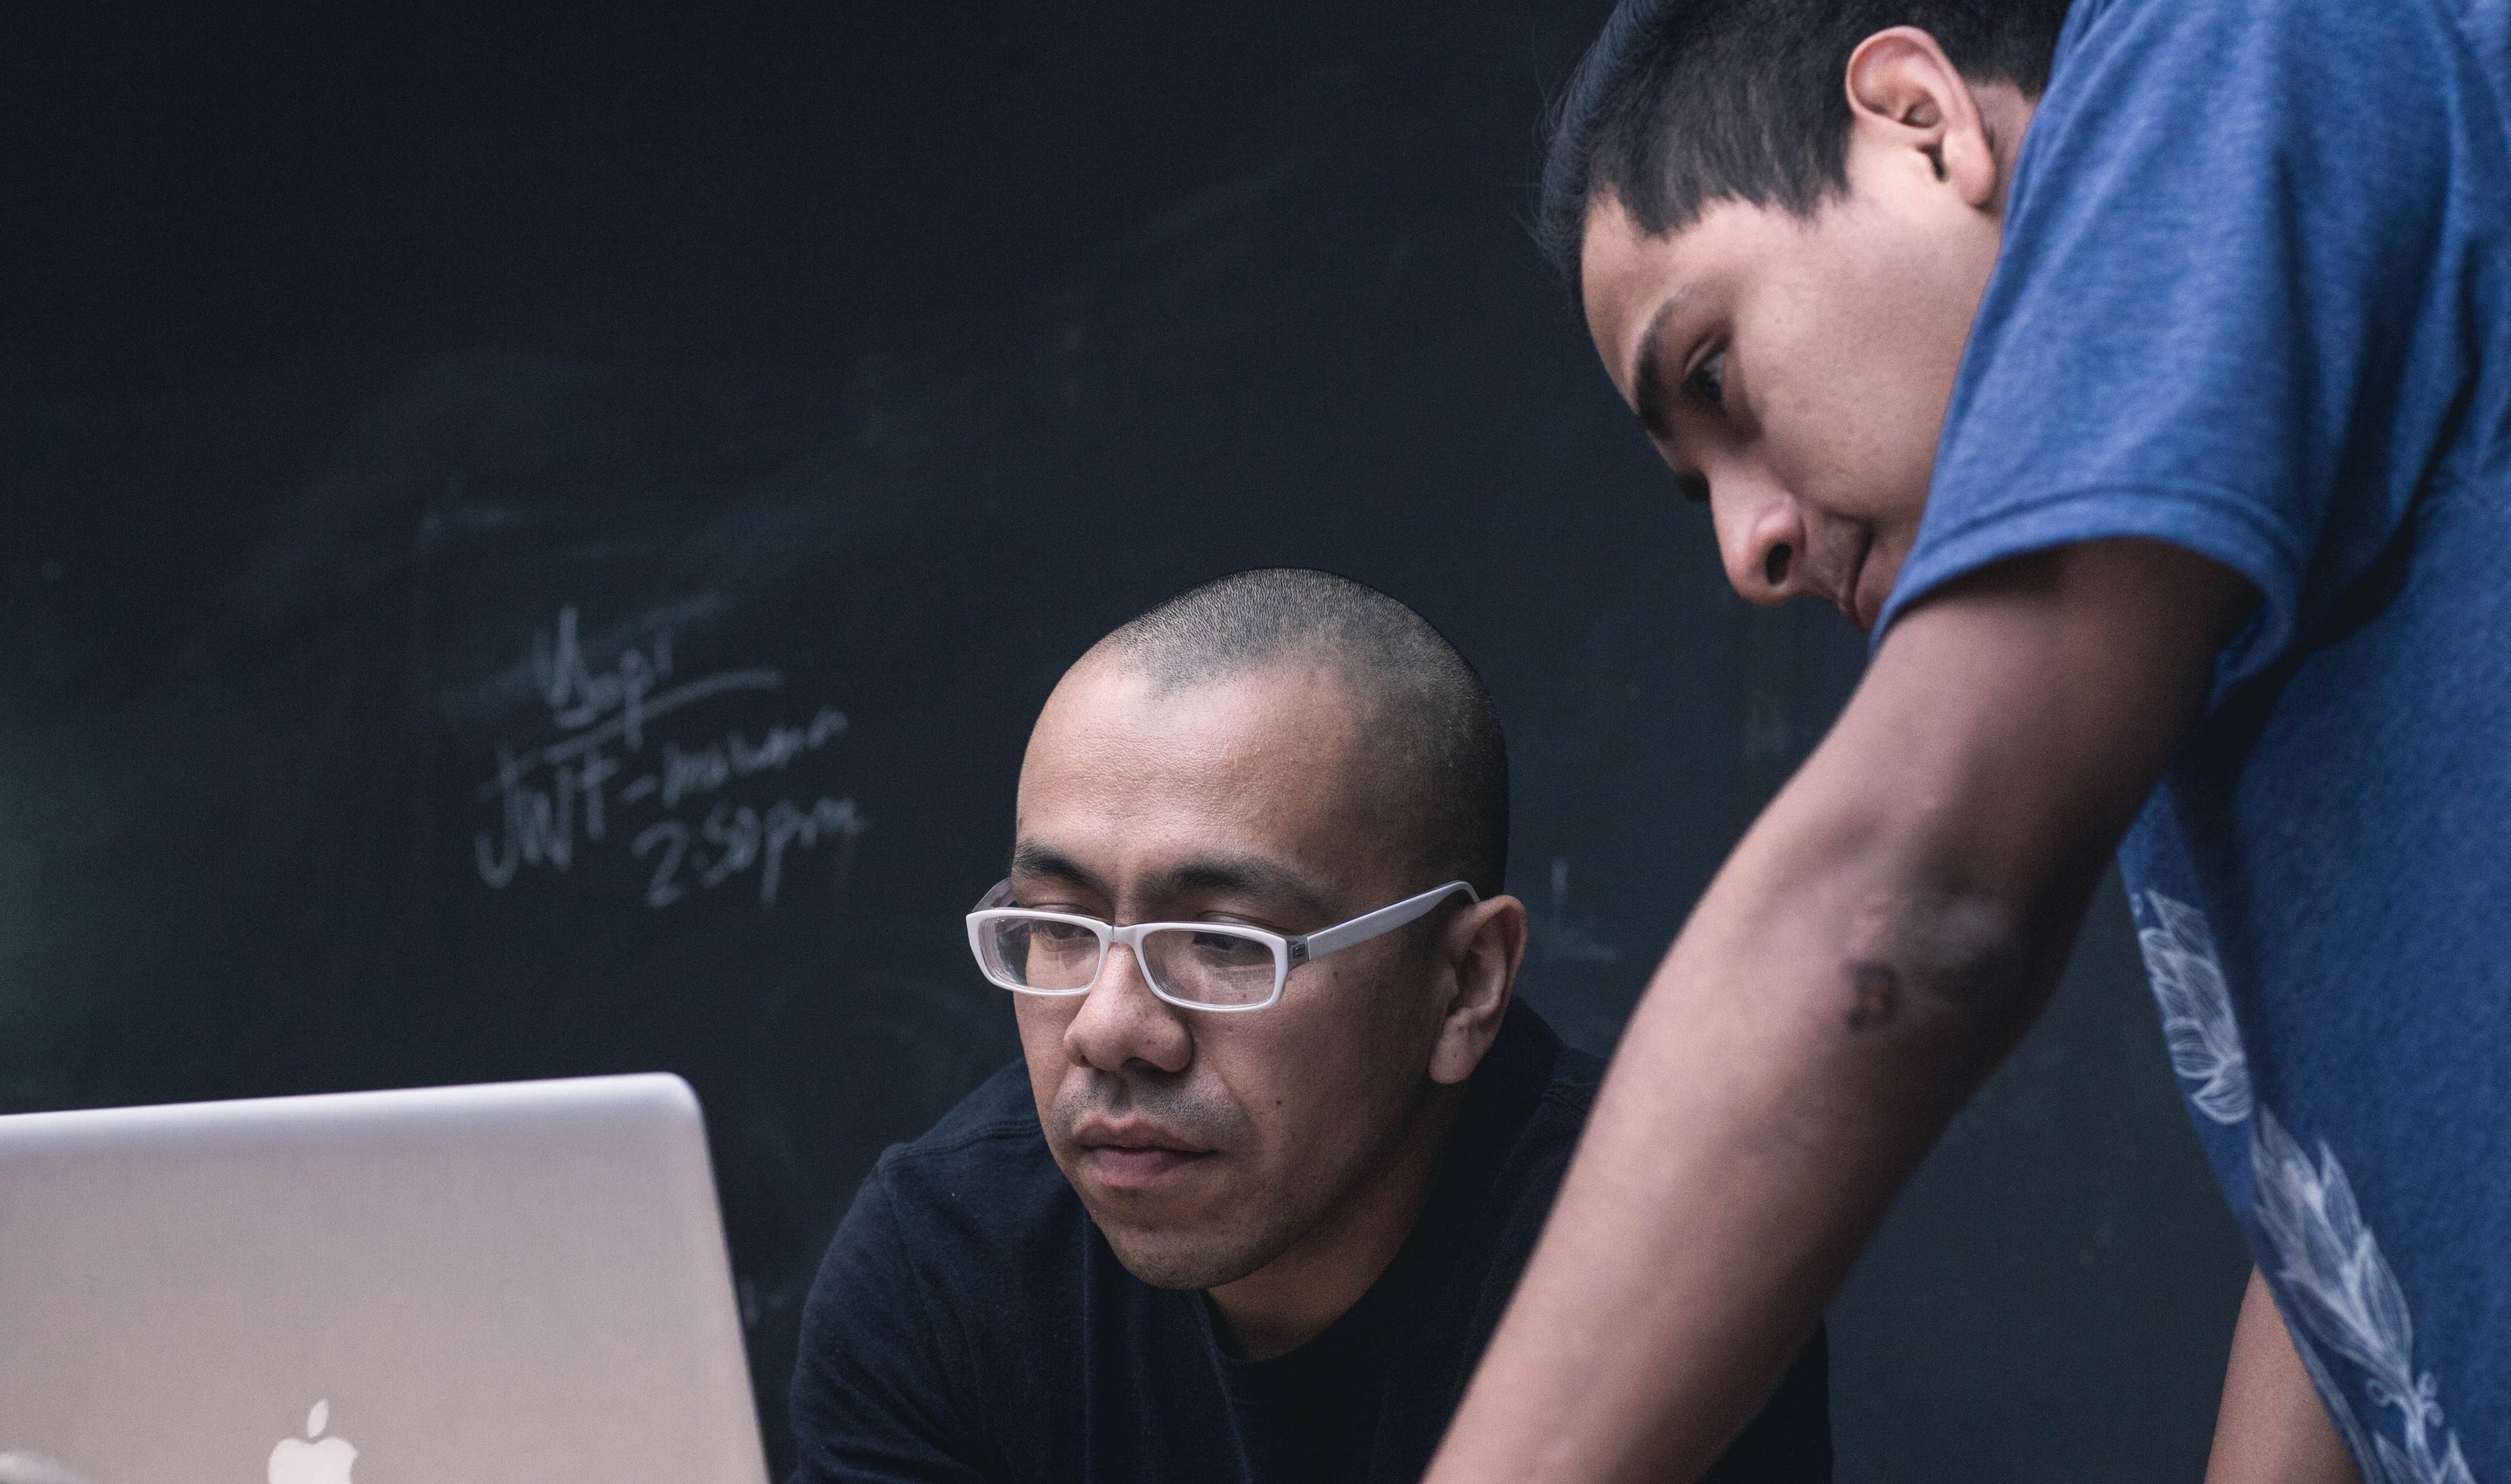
left=977, top=917, right=1279, bottom=1007
left=979, top=917, right=1101, bottom=990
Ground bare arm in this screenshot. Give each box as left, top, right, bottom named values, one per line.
left=1424, top=539, right=2257, bottom=1483
left=2206, top=1268, right=2361, bottom=1484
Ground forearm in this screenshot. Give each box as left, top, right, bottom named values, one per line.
left=1426, top=698, right=2095, bottom=1481
left=2206, top=1268, right=2360, bottom=1484
left=1426, top=541, right=2253, bottom=1483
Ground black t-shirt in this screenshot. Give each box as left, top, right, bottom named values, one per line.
left=789, top=1003, right=1832, bottom=1482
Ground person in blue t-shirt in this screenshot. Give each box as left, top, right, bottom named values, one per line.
left=1421, top=2, right=2508, bottom=1482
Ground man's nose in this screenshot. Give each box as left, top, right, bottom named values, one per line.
left=1711, top=473, right=1812, bottom=607
left=1063, top=940, right=1194, bottom=1075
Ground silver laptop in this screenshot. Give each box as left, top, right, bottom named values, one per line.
left=0, top=1073, right=769, bottom=1484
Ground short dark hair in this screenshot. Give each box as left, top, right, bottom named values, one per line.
left=1093, top=568, right=1509, bottom=900
left=1537, top=0, right=2072, bottom=295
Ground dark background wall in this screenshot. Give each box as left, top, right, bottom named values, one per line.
left=3, top=3, right=2251, bottom=1477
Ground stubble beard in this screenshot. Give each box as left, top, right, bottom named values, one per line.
left=1050, top=1073, right=1310, bottom=1291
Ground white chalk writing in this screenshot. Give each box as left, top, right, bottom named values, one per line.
left=473, top=605, right=867, bottom=909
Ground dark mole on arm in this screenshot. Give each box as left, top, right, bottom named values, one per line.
left=1845, top=962, right=1900, bottom=1030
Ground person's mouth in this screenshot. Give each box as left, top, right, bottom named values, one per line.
left=1071, top=1119, right=1215, bottom=1190
left=1836, top=535, right=1875, bottom=633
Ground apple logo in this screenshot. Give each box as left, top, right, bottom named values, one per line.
left=267, top=1400, right=356, bottom=1484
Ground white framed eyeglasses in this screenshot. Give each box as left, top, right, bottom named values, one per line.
left=966, top=877, right=1479, bottom=1012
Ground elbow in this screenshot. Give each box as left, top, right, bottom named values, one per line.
left=1832, top=888, right=2048, bottom=1046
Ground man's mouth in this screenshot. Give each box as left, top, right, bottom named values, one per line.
left=1837, top=535, right=1875, bottom=633
left=1072, top=1121, right=1215, bottom=1190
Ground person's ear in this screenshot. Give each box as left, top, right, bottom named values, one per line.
left=1844, top=26, right=2004, bottom=212
left=1426, top=894, right=1529, bottom=1087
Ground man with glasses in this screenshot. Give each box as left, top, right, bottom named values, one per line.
left=788, top=568, right=1830, bottom=1483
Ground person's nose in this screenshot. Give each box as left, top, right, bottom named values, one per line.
left=1709, top=470, right=1813, bottom=607
left=1063, top=938, right=1194, bottom=1075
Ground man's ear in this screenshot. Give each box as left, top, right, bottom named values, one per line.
left=1844, top=26, right=2005, bottom=212
left=1427, top=894, right=1529, bottom=1087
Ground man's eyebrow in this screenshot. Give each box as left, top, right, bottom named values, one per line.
left=1628, top=288, right=1688, bottom=443
left=1009, top=842, right=1109, bottom=898
left=1144, top=855, right=1336, bottom=921
left=1008, top=843, right=1337, bottom=920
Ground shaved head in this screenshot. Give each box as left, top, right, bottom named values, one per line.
left=1009, top=569, right=1530, bottom=1328
left=1085, top=569, right=1509, bottom=898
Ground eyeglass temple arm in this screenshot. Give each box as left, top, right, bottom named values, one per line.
left=1293, top=881, right=1478, bottom=964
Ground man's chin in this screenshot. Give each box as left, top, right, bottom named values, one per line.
left=1090, top=1213, right=1276, bottom=1292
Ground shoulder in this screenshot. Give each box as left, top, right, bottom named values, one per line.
left=795, top=1058, right=1091, bottom=1390
left=1488, top=1031, right=1602, bottom=1256
left=2026, top=0, right=2487, bottom=193
left=853, top=1058, right=1084, bottom=1256
left=2032, top=0, right=2491, bottom=165
left=1437, top=1004, right=1603, bottom=1270
left=1542, top=1034, right=1606, bottom=1117
left=887, top=1055, right=1049, bottom=1169
left=792, top=1062, right=1079, bottom=1480
left=803, top=1057, right=1086, bottom=1330
left=1488, top=1004, right=1605, bottom=1177
left=2052, top=0, right=2471, bottom=75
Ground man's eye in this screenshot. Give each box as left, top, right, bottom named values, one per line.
left=1186, top=930, right=1271, bottom=965
left=1684, top=349, right=1728, bottom=409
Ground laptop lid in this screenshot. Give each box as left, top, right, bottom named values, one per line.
left=0, top=1073, right=768, bottom=1484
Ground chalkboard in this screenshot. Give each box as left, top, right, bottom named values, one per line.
left=5, top=3, right=2249, bottom=1477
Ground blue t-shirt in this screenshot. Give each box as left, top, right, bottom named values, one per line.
left=1877, top=0, right=2511, bottom=1475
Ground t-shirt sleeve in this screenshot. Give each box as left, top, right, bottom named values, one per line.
left=788, top=1164, right=996, bottom=1484
left=1877, top=0, right=2474, bottom=685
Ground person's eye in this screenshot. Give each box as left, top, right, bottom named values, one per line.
left=1187, top=930, right=1272, bottom=965
left=1684, top=348, right=1728, bottom=409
